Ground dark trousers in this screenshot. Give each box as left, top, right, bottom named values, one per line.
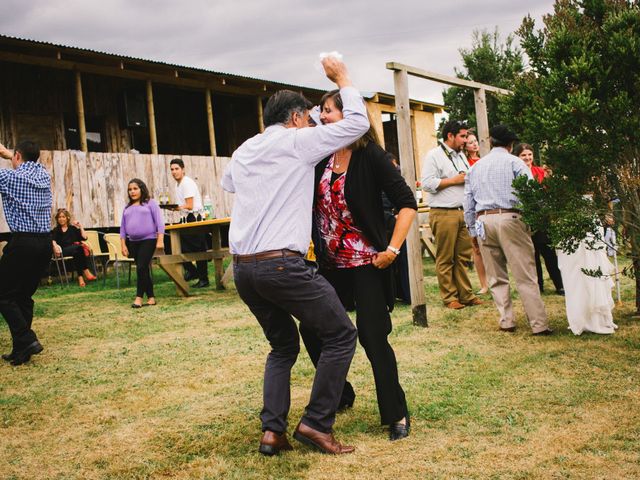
left=0, top=233, right=52, bottom=351
left=233, top=255, right=357, bottom=434
left=181, top=213, right=208, bottom=281
left=300, top=265, right=408, bottom=425
left=129, top=239, right=156, bottom=298
left=532, top=231, right=564, bottom=292
left=61, top=244, right=87, bottom=276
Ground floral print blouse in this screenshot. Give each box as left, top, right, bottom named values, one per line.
left=315, top=154, right=377, bottom=269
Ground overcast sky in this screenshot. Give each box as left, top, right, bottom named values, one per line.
left=0, top=0, right=555, bottom=104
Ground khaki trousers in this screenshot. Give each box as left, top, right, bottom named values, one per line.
left=478, top=212, right=548, bottom=333
left=429, top=209, right=475, bottom=304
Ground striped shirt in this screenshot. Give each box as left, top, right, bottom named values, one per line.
left=222, top=86, right=369, bottom=255
left=0, top=161, right=52, bottom=233
left=463, top=147, right=533, bottom=237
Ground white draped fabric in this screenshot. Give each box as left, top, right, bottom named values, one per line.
left=556, top=228, right=618, bottom=335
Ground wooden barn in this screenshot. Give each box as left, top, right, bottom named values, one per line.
left=0, top=35, right=443, bottom=231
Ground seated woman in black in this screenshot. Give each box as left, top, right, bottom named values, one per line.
left=52, top=208, right=96, bottom=287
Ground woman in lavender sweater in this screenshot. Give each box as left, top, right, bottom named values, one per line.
left=120, top=178, right=165, bottom=308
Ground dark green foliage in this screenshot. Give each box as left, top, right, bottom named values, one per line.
left=441, top=28, right=524, bottom=132
left=505, top=0, right=640, bottom=311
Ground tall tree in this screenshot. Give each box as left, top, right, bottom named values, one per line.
left=442, top=28, right=524, bottom=130
left=507, top=0, right=640, bottom=314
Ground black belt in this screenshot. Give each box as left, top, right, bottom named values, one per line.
left=430, top=206, right=463, bottom=211
left=233, top=249, right=302, bottom=264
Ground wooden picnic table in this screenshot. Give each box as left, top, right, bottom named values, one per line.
left=157, top=217, right=231, bottom=296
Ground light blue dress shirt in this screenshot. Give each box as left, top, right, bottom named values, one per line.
left=222, top=86, right=369, bottom=255
left=463, top=147, right=533, bottom=237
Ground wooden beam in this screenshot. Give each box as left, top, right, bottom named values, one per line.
left=256, top=97, right=265, bottom=133
left=0, top=51, right=298, bottom=99
left=205, top=89, right=217, bottom=157
left=145, top=80, right=158, bottom=154
left=393, top=68, right=428, bottom=327
left=386, top=62, right=512, bottom=96
left=74, top=70, right=88, bottom=152
left=473, top=88, right=491, bottom=156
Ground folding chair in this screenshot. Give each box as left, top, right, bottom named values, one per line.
left=84, top=230, right=109, bottom=279
left=103, top=233, right=134, bottom=288
left=51, top=251, right=74, bottom=286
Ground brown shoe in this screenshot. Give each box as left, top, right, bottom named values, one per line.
left=500, top=326, right=516, bottom=332
left=445, top=300, right=465, bottom=310
left=463, top=298, right=484, bottom=306
left=293, top=422, right=355, bottom=454
left=258, top=430, right=293, bottom=456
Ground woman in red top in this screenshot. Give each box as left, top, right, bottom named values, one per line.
left=300, top=89, right=417, bottom=441
left=464, top=132, right=481, bottom=166
left=513, top=143, right=564, bottom=295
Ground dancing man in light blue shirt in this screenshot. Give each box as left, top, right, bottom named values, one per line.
left=463, top=125, right=551, bottom=335
left=222, top=57, right=369, bottom=455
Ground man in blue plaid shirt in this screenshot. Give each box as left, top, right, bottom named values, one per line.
left=0, top=140, right=53, bottom=365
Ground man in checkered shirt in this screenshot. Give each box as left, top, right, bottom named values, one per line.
left=0, top=140, right=53, bottom=365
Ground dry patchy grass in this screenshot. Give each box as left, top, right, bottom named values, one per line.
left=1, top=261, right=639, bottom=479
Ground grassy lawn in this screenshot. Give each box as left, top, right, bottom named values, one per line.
left=1, top=259, right=639, bottom=479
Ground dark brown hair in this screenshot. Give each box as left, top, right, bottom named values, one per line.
left=126, top=178, right=150, bottom=206
left=513, top=143, right=534, bottom=157
left=320, top=89, right=380, bottom=150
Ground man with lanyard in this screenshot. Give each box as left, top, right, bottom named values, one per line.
left=0, top=141, right=52, bottom=365
left=463, top=125, right=551, bottom=335
left=222, top=57, right=368, bottom=455
left=170, top=159, right=210, bottom=288
left=421, top=120, right=482, bottom=309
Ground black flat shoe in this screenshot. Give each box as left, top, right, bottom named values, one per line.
left=389, top=414, right=410, bottom=441
left=337, top=397, right=355, bottom=412
left=183, top=271, right=198, bottom=282
left=192, top=280, right=210, bottom=288
left=2, top=351, right=15, bottom=362
left=131, top=303, right=143, bottom=309
left=10, top=341, right=43, bottom=366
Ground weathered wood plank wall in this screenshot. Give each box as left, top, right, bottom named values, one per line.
left=0, top=151, right=233, bottom=232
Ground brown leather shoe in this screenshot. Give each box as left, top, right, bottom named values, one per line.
left=258, top=430, right=293, bottom=456
left=445, top=300, right=465, bottom=310
left=463, top=298, right=484, bottom=306
left=293, top=422, right=355, bottom=454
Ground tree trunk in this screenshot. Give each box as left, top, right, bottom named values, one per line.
left=635, top=257, right=640, bottom=316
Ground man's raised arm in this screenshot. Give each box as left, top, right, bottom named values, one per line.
left=294, top=58, right=369, bottom=164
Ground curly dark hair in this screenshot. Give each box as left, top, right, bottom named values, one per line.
left=126, top=178, right=150, bottom=206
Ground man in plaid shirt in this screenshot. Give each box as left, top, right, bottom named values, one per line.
left=0, top=140, right=53, bottom=365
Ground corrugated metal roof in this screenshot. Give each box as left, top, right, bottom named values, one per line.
left=0, top=34, right=444, bottom=108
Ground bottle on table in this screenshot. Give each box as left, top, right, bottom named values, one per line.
left=203, top=195, right=214, bottom=219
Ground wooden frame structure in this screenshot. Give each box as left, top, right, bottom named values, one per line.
left=386, top=62, right=512, bottom=327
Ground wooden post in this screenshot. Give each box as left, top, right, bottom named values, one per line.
left=256, top=97, right=265, bottom=133
left=393, top=68, right=428, bottom=327
left=205, top=88, right=217, bottom=157
left=473, top=88, right=490, bottom=156
left=146, top=80, right=158, bottom=154
left=74, top=71, right=88, bottom=152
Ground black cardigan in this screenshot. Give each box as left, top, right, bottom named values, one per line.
left=312, top=141, right=417, bottom=311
